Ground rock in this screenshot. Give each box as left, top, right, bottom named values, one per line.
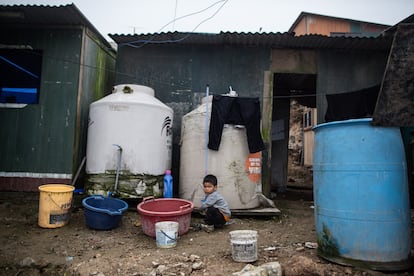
left=189, top=254, right=200, bottom=262
left=233, top=264, right=255, bottom=275
left=19, top=257, right=35, bottom=267
left=192, top=261, right=203, bottom=270
left=261, top=262, right=282, bottom=276
left=151, top=261, right=160, bottom=267
left=304, top=242, right=318, bottom=249
left=156, top=264, right=167, bottom=274
left=232, top=262, right=282, bottom=276
left=256, top=193, right=276, bottom=208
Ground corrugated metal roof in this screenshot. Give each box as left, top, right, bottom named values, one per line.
left=0, top=4, right=111, bottom=49
left=110, top=31, right=392, bottom=50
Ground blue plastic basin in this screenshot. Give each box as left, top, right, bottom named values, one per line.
left=82, top=195, right=128, bottom=230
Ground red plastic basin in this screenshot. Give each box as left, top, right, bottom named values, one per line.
left=137, top=197, right=194, bottom=237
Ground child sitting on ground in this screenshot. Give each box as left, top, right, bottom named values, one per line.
left=194, top=174, right=231, bottom=232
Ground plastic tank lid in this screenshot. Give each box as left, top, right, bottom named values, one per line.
left=112, top=84, right=155, bottom=97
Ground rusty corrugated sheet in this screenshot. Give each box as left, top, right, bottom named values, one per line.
left=110, top=31, right=392, bottom=50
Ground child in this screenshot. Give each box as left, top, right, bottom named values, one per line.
left=195, top=174, right=231, bottom=232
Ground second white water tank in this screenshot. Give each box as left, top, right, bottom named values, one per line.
left=179, top=95, right=261, bottom=209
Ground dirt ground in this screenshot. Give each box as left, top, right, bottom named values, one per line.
left=0, top=184, right=413, bottom=276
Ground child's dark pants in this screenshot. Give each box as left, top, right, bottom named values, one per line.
left=205, top=206, right=226, bottom=228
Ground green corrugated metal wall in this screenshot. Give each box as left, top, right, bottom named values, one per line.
left=74, top=32, right=116, bottom=178
left=0, top=28, right=115, bottom=179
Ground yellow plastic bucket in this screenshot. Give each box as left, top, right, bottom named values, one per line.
left=38, top=184, right=75, bottom=228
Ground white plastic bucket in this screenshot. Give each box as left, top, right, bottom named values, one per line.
left=229, top=230, right=258, bottom=262
left=155, top=221, right=179, bottom=248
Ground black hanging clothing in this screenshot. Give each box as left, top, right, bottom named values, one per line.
left=324, top=85, right=380, bottom=122
left=208, top=95, right=265, bottom=153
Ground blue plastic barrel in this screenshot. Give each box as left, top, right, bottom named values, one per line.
left=313, top=118, right=412, bottom=270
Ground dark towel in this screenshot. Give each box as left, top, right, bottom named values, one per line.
left=325, top=85, right=380, bottom=122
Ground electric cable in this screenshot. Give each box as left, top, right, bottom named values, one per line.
left=121, top=0, right=229, bottom=48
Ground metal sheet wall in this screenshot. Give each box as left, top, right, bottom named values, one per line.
left=0, top=27, right=115, bottom=187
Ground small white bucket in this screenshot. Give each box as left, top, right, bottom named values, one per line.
left=155, top=221, right=179, bottom=248
left=229, top=230, right=258, bottom=262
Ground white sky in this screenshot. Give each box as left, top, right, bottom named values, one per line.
left=2, top=0, right=414, bottom=42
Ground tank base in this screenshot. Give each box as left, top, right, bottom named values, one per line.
left=318, top=253, right=414, bottom=272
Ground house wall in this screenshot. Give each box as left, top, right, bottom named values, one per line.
left=0, top=28, right=115, bottom=191
left=294, top=15, right=350, bottom=36
left=293, top=14, right=387, bottom=37
left=114, top=43, right=390, bottom=193
left=115, top=44, right=270, bottom=186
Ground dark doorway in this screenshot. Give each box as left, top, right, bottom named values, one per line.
left=271, top=73, right=316, bottom=193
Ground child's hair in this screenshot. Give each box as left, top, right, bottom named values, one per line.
left=203, top=174, right=218, bottom=186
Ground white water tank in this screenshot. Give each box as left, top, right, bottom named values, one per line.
left=179, top=95, right=261, bottom=209
left=85, top=84, right=173, bottom=198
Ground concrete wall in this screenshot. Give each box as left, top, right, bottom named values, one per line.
left=115, top=44, right=390, bottom=193
left=115, top=44, right=271, bottom=183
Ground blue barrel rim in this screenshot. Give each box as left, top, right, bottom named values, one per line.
left=313, top=118, right=372, bottom=131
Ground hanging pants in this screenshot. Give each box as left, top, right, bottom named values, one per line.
left=208, top=95, right=265, bottom=153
